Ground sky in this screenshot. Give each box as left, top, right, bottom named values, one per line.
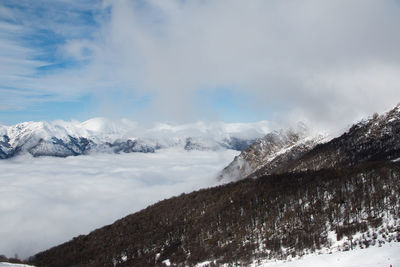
left=1, top=0, right=400, bottom=129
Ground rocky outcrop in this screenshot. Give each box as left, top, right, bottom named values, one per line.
left=218, top=123, right=326, bottom=181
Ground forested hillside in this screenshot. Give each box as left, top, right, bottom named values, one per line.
left=250, top=105, right=400, bottom=178
left=31, top=160, right=400, bottom=267
left=26, top=104, right=400, bottom=267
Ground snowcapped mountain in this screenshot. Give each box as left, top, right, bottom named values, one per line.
left=277, top=103, right=400, bottom=174
left=17, top=103, right=400, bottom=267
left=218, top=122, right=328, bottom=182
left=220, top=103, right=400, bottom=181
left=0, top=119, right=271, bottom=159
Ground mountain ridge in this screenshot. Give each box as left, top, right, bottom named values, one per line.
left=0, top=119, right=271, bottom=159
left=27, top=103, right=400, bottom=267
left=218, top=123, right=328, bottom=182
left=270, top=103, right=400, bottom=175
left=220, top=104, right=400, bottom=181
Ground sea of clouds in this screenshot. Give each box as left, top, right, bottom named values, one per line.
left=0, top=149, right=238, bottom=259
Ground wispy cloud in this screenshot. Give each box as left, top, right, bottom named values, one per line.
left=0, top=0, right=103, bottom=111
left=1, top=0, right=400, bottom=127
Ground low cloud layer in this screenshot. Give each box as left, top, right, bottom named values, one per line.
left=0, top=149, right=238, bottom=259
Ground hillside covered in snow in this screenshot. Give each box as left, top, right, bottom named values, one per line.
left=218, top=122, right=328, bottom=182
left=0, top=119, right=271, bottom=159
left=29, top=160, right=400, bottom=266
left=220, top=104, right=400, bottom=182
left=26, top=104, right=400, bottom=267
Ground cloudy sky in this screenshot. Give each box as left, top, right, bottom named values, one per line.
left=1, top=0, right=400, bottom=129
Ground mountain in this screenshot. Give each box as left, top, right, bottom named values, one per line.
left=218, top=123, right=327, bottom=182
left=0, top=119, right=271, bottom=159
left=220, top=104, right=400, bottom=181
left=249, top=104, right=400, bottom=178
left=29, top=161, right=400, bottom=267
left=27, top=104, right=400, bottom=267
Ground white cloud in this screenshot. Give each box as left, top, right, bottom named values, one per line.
left=0, top=149, right=238, bottom=259
left=85, top=0, right=400, bottom=126
left=2, top=0, right=400, bottom=126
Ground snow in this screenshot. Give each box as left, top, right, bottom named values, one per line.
left=162, top=259, right=171, bottom=266
left=0, top=119, right=272, bottom=157
left=80, top=117, right=137, bottom=138
left=0, top=263, right=34, bottom=267
left=196, top=260, right=214, bottom=266
left=2, top=119, right=271, bottom=143
left=219, top=124, right=329, bottom=182
left=250, top=242, right=400, bottom=267
left=392, top=157, right=400, bottom=162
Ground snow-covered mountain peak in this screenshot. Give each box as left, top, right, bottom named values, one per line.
left=144, top=121, right=271, bottom=142
left=219, top=103, right=400, bottom=182
left=242, top=104, right=400, bottom=178
left=218, top=123, right=327, bottom=182
left=0, top=119, right=273, bottom=159
left=344, top=102, right=400, bottom=139
left=81, top=117, right=130, bottom=135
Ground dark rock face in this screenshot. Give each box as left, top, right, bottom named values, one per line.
left=0, top=135, right=14, bottom=159
left=0, top=134, right=10, bottom=147
left=0, top=148, right=7, bottom=159
left=27, top=137, right=97, bottom=157
left=220, top=137, right=256, bottom=151
left=183, top=137, right=207, bottom=151
left=108, top=139, right=156, bottom=154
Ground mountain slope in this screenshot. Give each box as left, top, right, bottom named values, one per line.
left=0, top=120, right=271, bottom=159
left=27, top=104, right=400, bottom=266
left=221, top=104, right=400, bottom=181
left=254, top=104, right=400, bottom=177
left=29, top=161, right=400, bottom=267
left=218, top=123, right=326, bottom=182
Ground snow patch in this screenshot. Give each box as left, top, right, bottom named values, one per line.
left=162, top=259, right=171, bottom=266
left=0, top=263, right=35, bottom=267
left=251, top=242, right=400, bottom=267
left=392, top=157, right=400, bottom=162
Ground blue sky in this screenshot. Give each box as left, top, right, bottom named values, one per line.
left=0, top=0, right=269, bottom=125
left=1, top=0, right=400, bottom=129
left=0, top=0, right=102, bottom=124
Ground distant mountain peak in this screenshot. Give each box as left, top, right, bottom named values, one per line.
left=0, top=119, right=272, bottom=159
left=218, top=122, right=328, bottom=182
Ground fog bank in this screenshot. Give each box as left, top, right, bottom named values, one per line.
left=0, top=149, right=238, bottom=259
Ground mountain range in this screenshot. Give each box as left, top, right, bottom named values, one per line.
left=20, top=104, right=400, bottom=267
left=0, top=119, right=271, bottom=159
left=1, top=104, right=400, bottom=266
